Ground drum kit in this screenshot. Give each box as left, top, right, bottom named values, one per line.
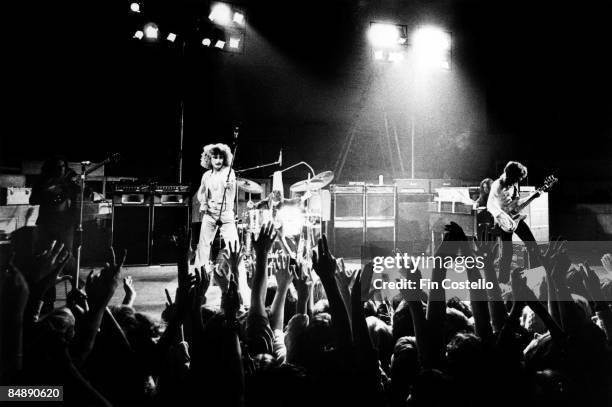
left=235, top=170, right=334, bottom=260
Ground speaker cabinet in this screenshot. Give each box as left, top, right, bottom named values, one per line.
left=396, top=193, right=432, bottom=253
left=331, top=224, right=364, bottom=259
left=112, top=205, right=151, bottom=266
left=331, top=185, right=365, bottom=258
left=513, top=188, right=549, bottom=242
left=333, top=186, right=365, bottom=219
left=151, top=204, right=190, bottom=265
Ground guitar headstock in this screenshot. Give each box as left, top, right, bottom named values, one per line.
left=539, top=175, right=558, bottom=193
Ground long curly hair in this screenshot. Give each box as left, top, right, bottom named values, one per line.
left=201, top=143, right=233, bottom=169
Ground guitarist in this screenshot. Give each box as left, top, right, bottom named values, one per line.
left=487, top=161, right=541, bottom=283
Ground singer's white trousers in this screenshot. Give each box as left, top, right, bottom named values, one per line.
left=195, top=212, right=238, bottom=269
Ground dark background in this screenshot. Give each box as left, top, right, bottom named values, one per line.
left=3, top=0, right=611, bottom=236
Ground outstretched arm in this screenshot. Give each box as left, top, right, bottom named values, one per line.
left=313, top=235, right=353, bottom=351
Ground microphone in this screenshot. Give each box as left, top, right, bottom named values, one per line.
left=233, top=126, right=240, bottom=140
left=278, top=149, right=282, bottom=167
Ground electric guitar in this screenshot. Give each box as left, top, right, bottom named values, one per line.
left=499, top=175, right=558, bottom=232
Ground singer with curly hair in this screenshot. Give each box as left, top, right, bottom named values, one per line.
left=194, top=143, right=238, bottom=269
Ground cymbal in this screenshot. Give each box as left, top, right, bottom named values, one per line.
left=290, top=171, right=334, bottom=192
left=236, top=177, right=263, bottom=194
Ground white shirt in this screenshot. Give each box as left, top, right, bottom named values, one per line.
left=197, top=167, right=236, bottom=217
left=487, top=176, right=518, bottom=231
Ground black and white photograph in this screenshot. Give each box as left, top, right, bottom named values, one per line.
left=1, top=0, right=611, bottom=405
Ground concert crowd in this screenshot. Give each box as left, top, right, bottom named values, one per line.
left=1, top=221, right=612, bottom=406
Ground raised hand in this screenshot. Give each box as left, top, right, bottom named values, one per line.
left=580, top=262, right=604, bottom=303
left=335, top=258, right=357, bottom=292
left=294, top=262, right=313, bottom=305
left=161, top=288, right=176, bottom=323
left=85, top=247, right=126, bottom=311
left=193, top=266, right=211, bottom=307
left=273, top=254, right=294, bottom=290
left=223, top=241, right=243, bottom=276
left=312, top=235, right=336, bottom=284
left=601, top=253, right=612, bottom=274
left=67, top=287, right=89, bottom=318
left=214, top=262, right=232, bottom=294
left=541, top=237, right=566, bottom=272
left=251, top=222, right=277, bottom=257
left=122, top=276, right=136, bottom=306
left=32, top=240, right=71, bottom=283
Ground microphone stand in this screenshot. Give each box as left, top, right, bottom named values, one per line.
left=73, top=153, right=119, bottom=291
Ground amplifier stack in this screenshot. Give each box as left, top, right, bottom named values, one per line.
left=112, top=184, right=190, bottom=265
left=330, top=183, right=433, bottom=258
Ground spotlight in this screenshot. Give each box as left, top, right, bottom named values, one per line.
left=167, top=33, right=177, bottom=42
left=214, top=40, right=225, bottom=49
left=202, top=38, right=211, bottom=46
left=143, top=23, right=159, bottom=40
left=233, top=12, right=245, bottom=25
left=368, top=23, right=400, bottom=48
left=411, top=25, right=451, bottom=69
left=133, top=30, right=144, bottom=40
left=229, top=37, right=240, bottom=48
left=130, top=2, right=140, bottom=13
left=209, top=3, right=232, bottom=26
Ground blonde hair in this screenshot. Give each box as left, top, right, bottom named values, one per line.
left=201, top=143, right=233, bottom=169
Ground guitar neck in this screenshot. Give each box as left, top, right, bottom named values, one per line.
left=516, top=191, right=541, bottom=212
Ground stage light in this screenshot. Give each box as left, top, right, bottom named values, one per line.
left=233, top=12, right=245, bottom=25
left=412, top=25, right=451, bottom=69
left=133, top=30, right=144, bottom=40
left=202, top=38, right=211, bottom=46
left=214, top=40, right=225, bottom=48
left=209, top=3, right=232, bottom=26
left=130, top=2, right=140, bottom=13
left=167, top=33, right=177, bottom=42
left=144, top=23, right=159, bottom=40
left=368, top=23, right=401, bottom=47
left=276, top=206, right=304, bottom=236
left=229, top=37, right=240, bottom=48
